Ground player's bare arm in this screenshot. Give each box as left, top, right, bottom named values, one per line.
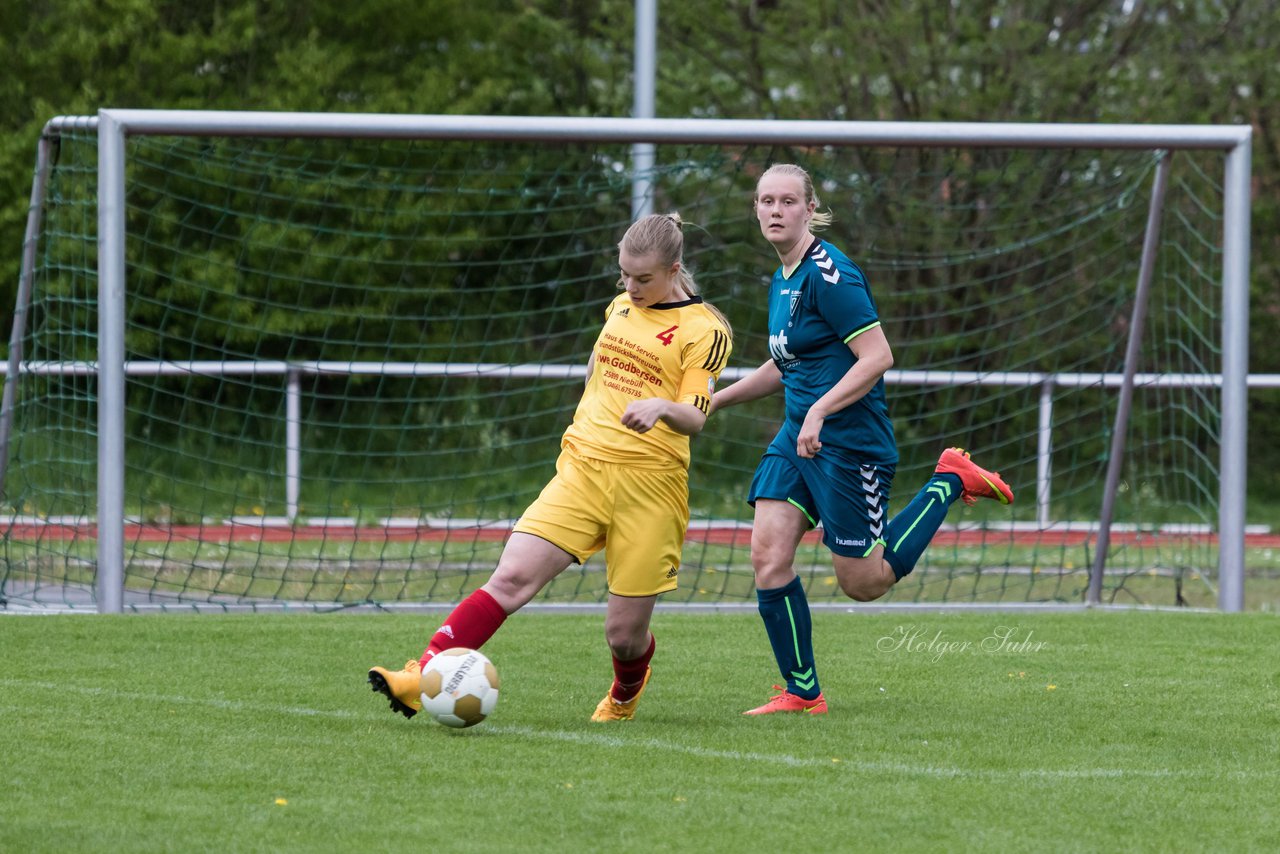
left=710, top=359, right=783, bottom=415
left=621, top=398, right=707, bottom=435
left=796, top=325, right=894, bottom=458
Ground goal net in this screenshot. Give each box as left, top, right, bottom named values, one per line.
left=0, top=113, right=1247, bottom=611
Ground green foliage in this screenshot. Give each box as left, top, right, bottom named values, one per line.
left=2, top=0, right=1278, bottom=496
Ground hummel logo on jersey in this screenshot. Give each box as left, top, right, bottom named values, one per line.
left=861, top=465, right=884, bottom=537
left=810, top=244, right=840, bottom=284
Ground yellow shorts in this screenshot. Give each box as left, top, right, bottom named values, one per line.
left=513, top=447, right=689, bottom=597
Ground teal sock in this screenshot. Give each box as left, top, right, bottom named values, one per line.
left=882, top=473, right=962, bottom=579
left=755, top=576, right=819, bottom=700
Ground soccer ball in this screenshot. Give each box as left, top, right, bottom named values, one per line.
left=419, top=647, right=500, bottom=728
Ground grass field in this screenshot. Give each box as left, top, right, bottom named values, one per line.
left=2, top=610, right=1278, bottom=852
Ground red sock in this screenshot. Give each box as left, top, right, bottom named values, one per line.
left=419, top=588, right=509, bottom=668
left=610, top=634, right=656, bottom=703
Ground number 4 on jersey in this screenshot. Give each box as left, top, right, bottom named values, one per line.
left=655, top=325, right=678, bottom=346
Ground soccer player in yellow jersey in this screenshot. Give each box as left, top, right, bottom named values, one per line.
left=370, top=213, right=732, bottom=722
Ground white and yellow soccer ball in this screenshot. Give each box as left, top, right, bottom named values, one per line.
left=419, top=648, right=500, bottom=728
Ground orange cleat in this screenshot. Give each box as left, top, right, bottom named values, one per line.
left=590, top=667, right=652, bottom=722
left=935, top=447, right=1014, bottom=507
left=743, top=685, right=828, bottom=716
left=368, top=659, right=423, bottom=718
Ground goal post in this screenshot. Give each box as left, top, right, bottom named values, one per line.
left=2, top=110, right=1253, bottom=612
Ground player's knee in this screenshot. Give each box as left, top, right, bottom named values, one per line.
left=484, top=567, right=537, bottom=609
left=834, top=560, right=895, bottom=602
left=750, top=549, right=795, bottom=589
left=839, top=577, right=888, bottom=602
left=603, top=621, right=648, bottom=659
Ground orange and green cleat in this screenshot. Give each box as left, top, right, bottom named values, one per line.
left=590, top=667, right=651, bottom=722
left=935, top=447, right=1014, bottom=507
left=368, top=659, right=423, bottom=719
left=743, top=685, right=828, bottom=716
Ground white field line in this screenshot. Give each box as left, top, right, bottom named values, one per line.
left=3, top=678, right=1271, bottom=782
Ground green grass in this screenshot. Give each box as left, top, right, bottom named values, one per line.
left=2, top=611, right=1278, bottom=852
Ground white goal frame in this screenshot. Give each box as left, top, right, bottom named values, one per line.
left=13, top=110, right=1255, bottom=612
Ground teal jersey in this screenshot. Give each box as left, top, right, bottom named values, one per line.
left=765, top=238, right=897, bottom=465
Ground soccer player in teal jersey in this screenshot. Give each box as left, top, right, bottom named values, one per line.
left=712, top=164, right=1014, bottom=715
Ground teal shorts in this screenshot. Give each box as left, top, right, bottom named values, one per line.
left=748, top=443, right=896, bottom=558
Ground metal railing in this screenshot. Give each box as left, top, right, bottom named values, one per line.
left=6, top=359, right=1278, bottom=526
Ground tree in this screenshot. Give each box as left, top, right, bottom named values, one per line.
left=3, top=0, right=1276, bottom=494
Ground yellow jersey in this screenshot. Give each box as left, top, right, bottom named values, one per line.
left=562, top=292, right=732, bottom=470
